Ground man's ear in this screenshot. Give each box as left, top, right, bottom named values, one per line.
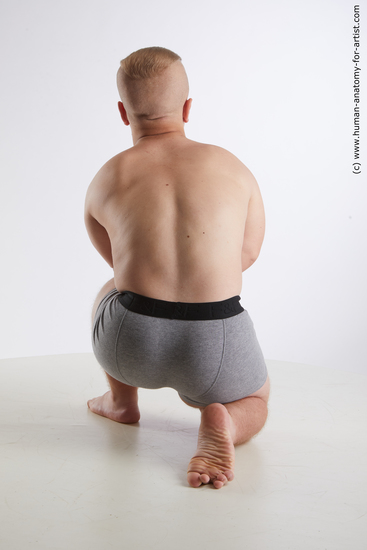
left=183, top=98, right=193, bottom=123
left=118, top=101, right=130, bottom=126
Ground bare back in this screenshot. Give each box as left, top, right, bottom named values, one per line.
left=85, top=135, right=265, bottom=302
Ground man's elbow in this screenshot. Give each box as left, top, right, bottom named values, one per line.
left=241, top=251, right=259, bottom=272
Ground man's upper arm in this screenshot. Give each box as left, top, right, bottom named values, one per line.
left=241, top=176, right=265, bottom=268
left=84, top=186, right=114, bottom=268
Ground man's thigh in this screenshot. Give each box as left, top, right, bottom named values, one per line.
left=247, top=375, right=270, bottom=404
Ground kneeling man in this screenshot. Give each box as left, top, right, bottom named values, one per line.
left=85, top=46, right=270, bottom=489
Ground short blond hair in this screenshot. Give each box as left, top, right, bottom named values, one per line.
left=120, top=46, right=181, bottom=80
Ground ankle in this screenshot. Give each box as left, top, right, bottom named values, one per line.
left=110, top=389, right=138, bottom=407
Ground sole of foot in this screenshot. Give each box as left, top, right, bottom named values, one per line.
left=187, top=403, right=235, bottom=489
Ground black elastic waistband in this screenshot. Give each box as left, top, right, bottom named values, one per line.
left=117, top=291, right=244, bottom=320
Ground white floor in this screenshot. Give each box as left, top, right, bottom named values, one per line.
left=0, top=354, right=366, bottom=550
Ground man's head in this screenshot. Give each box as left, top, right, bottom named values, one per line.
left=116, top=47, right=191, bottom=128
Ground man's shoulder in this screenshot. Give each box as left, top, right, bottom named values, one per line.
left=188, top=139, right=244, bottom=162
left=97, top=148, right=134, bottom=173
left=190, top=141, right=252, bottom=177
left=87, top=149, right=133, bottom=191
left=186, top=139, right=232, bottom=156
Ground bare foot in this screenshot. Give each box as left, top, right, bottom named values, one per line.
left=87, top=391, right=140, bottom=424
left=187, top=403, right=235, bottom=489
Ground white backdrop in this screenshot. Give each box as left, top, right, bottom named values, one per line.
left=0, top=0, right=366, bottom=374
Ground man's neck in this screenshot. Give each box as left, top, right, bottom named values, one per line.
left=130, top=119, right=186, bottom=145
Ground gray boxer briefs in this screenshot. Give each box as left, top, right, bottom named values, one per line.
left=92, top=289, right=268, bottom=407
